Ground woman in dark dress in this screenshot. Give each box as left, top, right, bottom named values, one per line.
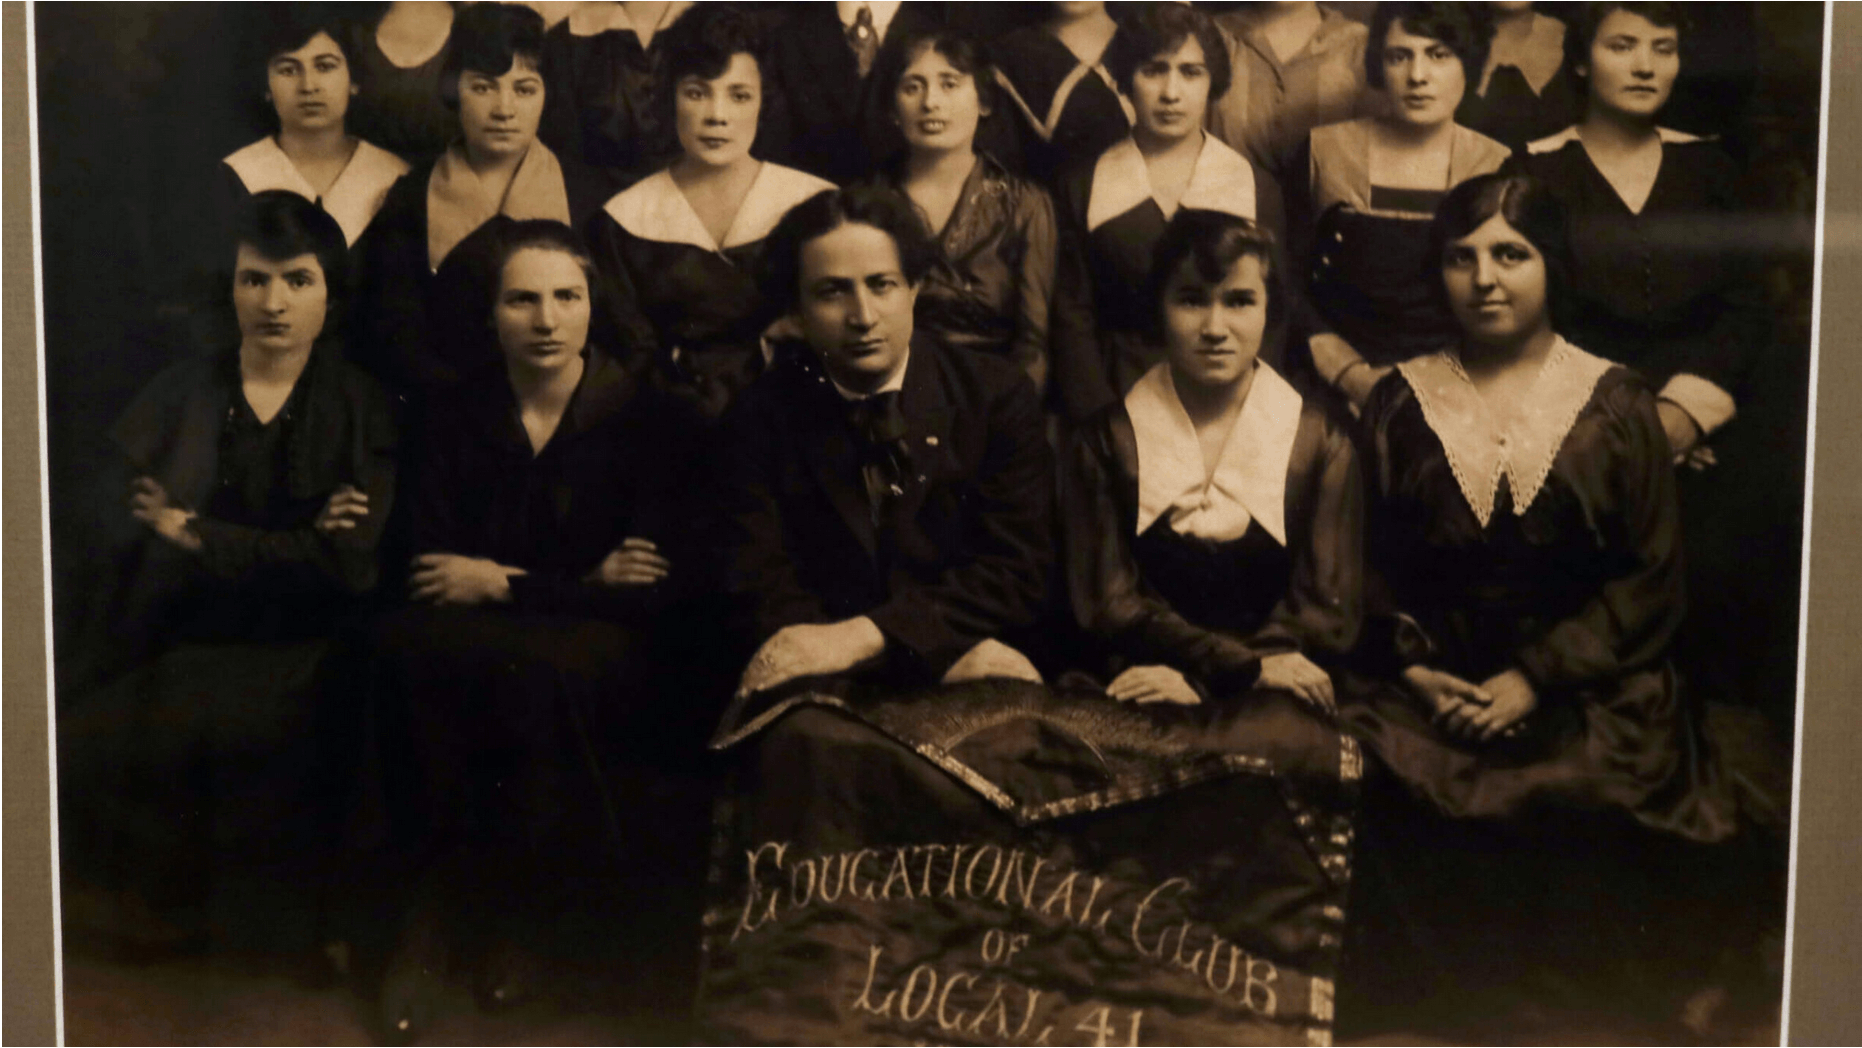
left=537, top=0, right=695, bottom=193
left=1290, top=2, right=1510, bottom=410
left=58, top=192, right=396, bottom=952
left=356, top=219, right=702, bottom=1038
left=1455, top=2, right=1578, bottom=152
left=587, top=5, right=834, bottom=425
left=1504, top=2, right=1777, bottom=723
left=1062, top=209, right=1359, bottom=713
left=347, top=1, right=460, bottom=164
left=359, top=2, right=610, bottom=398
left=870, top=28, right=1060, bottom=393
left=991, top=2, right=1133, bottom=190
left=1052, top=2, right=1286, bottom=422
left=1334, top=172, right=1745, bottom=1036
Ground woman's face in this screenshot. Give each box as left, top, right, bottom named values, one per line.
left=674, top=51, right=762, bottom=169
left=1379, top=19, right=1467, bottom=128
left=457, top=57, right=545, bottom=161
left=1582, top=8, right=1680, bottom=121
left=232, top=245, right=329, bottom=355
left=1441, top=213, right=1551, bottom=347
left=793, top=222, right=920, bottom=394
left=1161, top=253, right=1270, bottom=390
left=1131, top=36, right=1211, bottom=143
left=495, top=247, right=590, bottom=373
left=895, top=46, right=984, bottom=157
left=269, top=31, right=352, bottom=135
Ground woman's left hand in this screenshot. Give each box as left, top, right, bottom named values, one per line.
left=129, top=477, right=202, bottom=552
left=1466, top=668, right=1538, bottom=741
left=1107, top=665, right=1202, bottom=706
left=1258, top=652, right=1336, bottom=714
left=409, top=553, right=524, bottom=606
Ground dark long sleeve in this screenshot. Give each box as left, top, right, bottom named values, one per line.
left=715, top=394, right=829, bottom=640
left=1254, top=410, right=1363, bottom=661
left=1048, top=168, right=1115, bottom=421
left=1010, top=184, right=1059, bottom=394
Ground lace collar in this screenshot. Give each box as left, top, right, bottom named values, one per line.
left=603, top=162, right=834, bottom=253
left=1127, top=360, right=1302, bottom=544
left=1396, top=337, right=1612, bottom=528
left=1087, top=133, right=1258, bottom=232
left=224, top=137, right=410, bottom=247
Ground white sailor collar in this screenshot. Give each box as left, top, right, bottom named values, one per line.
left=224, top=137, right=410, bottom=247
left=1396, top=337, right=1613, bottom=528
left=1127, top=360, right=1301, bottom=544
left=1526, top=124, right=1703, bottom=154
left=1478, top=12, right=1567, bottom=98
left=1087, top=133, right=1257, bottom=233
left=567, top=1, right=695, bottom=39
left=604, top=162, right=834, bottom=253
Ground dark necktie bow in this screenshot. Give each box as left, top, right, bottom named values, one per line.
left=845, top=390, right=909, bottom=521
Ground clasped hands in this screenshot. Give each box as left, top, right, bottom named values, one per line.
left=1400, top=664, right=1537, bottom=743
left=410, top=537, right=669, bottom=606
left=1107, top=652, right=1335, bottom=714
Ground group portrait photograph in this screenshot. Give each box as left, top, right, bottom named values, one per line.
left=22, top=0, right=1831, bottom=1043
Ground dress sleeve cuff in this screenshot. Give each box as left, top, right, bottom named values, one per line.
left=1658, top=373, right=1737, bottom=437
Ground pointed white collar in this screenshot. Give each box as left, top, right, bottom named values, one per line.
left=1127, top=360, right=1301, bottom=544
left=223, top=137, right=410, bottom=247
left=1526, top=124, right=1703, bottom=155
left=567, top=1, right=695, bottom=40
left=603, top=162, right=834, bottom=252
left=425, top=140, right=571, bottom=270
left=1396, top=337, right=1613, bottom=528
left=1087, top=133, right=1258, bottom=232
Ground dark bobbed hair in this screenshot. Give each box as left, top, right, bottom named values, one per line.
left=246, top=4, right=361, bottom=129
left=875, top=29, right=1000, bottom=122
left=441, top=216, right=620, bottom=363
left=1105, top=4, right=1232, bottom=105
left=232, top=190, right=351, bottom=334
left=758, top=186, right=941, bottom=318
left=1365, top=3, right=1494, bottom=92
left=1563, top=2, right=1688, bottom=108
left=657, top=4, right=771, bottom=149
left=439, top=3, right=546, bottom=111
left=485, top=218, right=601, bottom=296
left=1143, top=210, right=1287, bottom=350
left=1423, top=172, right=1577, bottom=337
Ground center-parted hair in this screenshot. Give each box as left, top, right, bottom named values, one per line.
left=1143, top=210, right=1287, bottom=348
left=245, top=4, right=361, bottom=128
left=1424, top=172, right=1577, bottom=336
left=1365, top=3, right=1495, bottom=92
left=1105, top=4, right=1232, bottom=105
left=1564, top=2, right=1689, bottom=107
left=439, top=3, right=547, bottom=111
left=757, top=186, right=942, bottom=319
left=874, top=29, right=1000, bottom=123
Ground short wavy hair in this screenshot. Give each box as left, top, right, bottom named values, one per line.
left=1105, top=3, right=1232, bottom=105
left=1143, top=210, right=1287, bottom=349
left=1365, top=3, right=1494, bottom=92
left=439, top=3, right=546, bottom=111
left=1424, top=172, right=1578, bottom=337
left=657, top=4, right=771, bottom=137
left=1564, top=2, right=1689, bottom=107
left=758, top=185, right=942, bottom=319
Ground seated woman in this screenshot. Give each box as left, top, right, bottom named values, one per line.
left=1061, top=209, right=1359, bottom=717
left=58, top=191, right=396, bottom=951
left=1052, top=2, right=1286, bottom=422
left=869, top=28, right=1059, bottom=395
left=587, top=4, right=833, bottom=425
left=1335, top=172, right=1745, bottom=1035
left=1290, top=2, right=1511, bottom=411
left=354, top=219, right=704, bottom=1039
left=360, top=1, right=610, bottom=398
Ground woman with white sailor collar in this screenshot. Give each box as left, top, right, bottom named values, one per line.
left=587, top=4, right=835, bottom=426
left=357, top=2, right=610, bottom=401
left=1050, top=3, right=1286, bottom=424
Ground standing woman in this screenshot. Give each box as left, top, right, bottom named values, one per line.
left=360, top=2, right=610, bottom=398
left=1290, top=2, right=1510, bottom=411
left=1455, top=2, right=1577, bottom=152
left=59, top=192, right=396, bottom=953
left=356, top=220, right=700, bottom=1038
left=871, top=29, right=1060, bottom=394
left=348, top=1, right=461, bottom=164
left=991, top=2, right=1134, bottom=191
left=1506, top=2, right=1774, bottom=726
left=538, top=1, right=695, bottom=193
left=1335, top=173, right=1743, bottom=1034
left=1206, top=1, right=1373, bottom=182
left=1061, top=209, right=1359, bottom=718
left=588, top=4, right=833, bottom=424
left=1053, top=2, right=1285, bottom=422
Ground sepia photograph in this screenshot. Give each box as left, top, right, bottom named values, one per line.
left=20, top=1, right=1833, bottom=1044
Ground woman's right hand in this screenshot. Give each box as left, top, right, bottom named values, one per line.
left=1107, top=665, right=1202, bottom=706
left=1399, top=664, right=1492, bottom=735
left=315, top=484, right=370, bottom=535
left=1258, top=652, right=1336, bottom=714
left=585, top=538, right=671, bottom=588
